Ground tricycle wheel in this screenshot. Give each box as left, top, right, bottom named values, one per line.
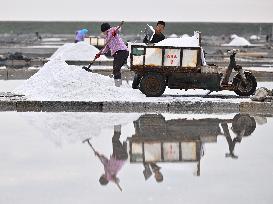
left=232, top=114, right=256, bottom=136
left=233, top=72, right=257, bottom=96
left=140, top=73, right=166, bottom=97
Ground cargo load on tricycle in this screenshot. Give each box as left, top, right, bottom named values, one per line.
left=129, top=32, right=257, bottom=97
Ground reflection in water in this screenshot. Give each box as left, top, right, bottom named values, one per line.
left=83, top=125, right=127, bottom=191
left=143, top=162, right=163, bottom=182
left=128, top=114, right=258, bottom=177
left=21, top=112, right=140, bottom=146
left=85, top=113, right=266, bottom=189
left=1, top=112, right=272, bottom=203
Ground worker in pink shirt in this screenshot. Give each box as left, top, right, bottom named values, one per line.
left=95, top=23, right=129, bottom=87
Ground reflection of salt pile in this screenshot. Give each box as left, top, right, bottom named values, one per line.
left=14, top=59, right=145, bottom=101
left=222, top=35, right=252, bottom=46
left=22, top=112, right=140, bottom=146
left=50, top=41, right=109, bottom=61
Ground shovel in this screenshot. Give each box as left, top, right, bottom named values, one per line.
left=82, top=21, right=124, bottom=72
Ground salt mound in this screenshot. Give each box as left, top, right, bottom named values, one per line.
left=156, top=36, right=199, bottom=47
left=250, top=35, right=260, bottom=40
left=180, top=34, right=190, bottom=38
left=222, top=36, right=252, bottom=46
left=169, top=33, right=178, bottom=38
left=230, top=34, right=238, bottom=39
left=50, top=41, right=109, bottom=61
left=14, top=59, right=145, bottom=101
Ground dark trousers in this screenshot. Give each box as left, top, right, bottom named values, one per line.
left=113, top=50, right=129, bottom=79
left=112, top=132, right=128, bottom=160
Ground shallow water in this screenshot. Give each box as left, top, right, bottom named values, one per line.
left=0, top=80, right=24, bottom=92
left=0, top=112, right=272, bottom=204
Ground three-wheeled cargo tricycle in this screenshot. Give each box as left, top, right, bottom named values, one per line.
left=129, top=35, right=257, bottom=97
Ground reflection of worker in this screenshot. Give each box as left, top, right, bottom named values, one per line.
left=221, top=123, right=242, bottom=159
left=75, top=29, right=88, bottom=43
left=143, top=21, right=166, bottom=44
left=96, top=125, right=128, bottom=190
left=143, top=162, right=163, bottom=183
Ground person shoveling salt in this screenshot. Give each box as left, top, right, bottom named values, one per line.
left=94, top=22, right=129, bottom=87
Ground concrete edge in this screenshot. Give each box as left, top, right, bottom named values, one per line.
left=0, top=100, right=272, bottom=113
left=0, top=100, right=240, bottom=113
left=15, top=101, right=103, bottom=112
left=0, top=100, right=17, bottom=111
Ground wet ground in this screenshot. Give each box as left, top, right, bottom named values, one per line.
left=0, top=111, right=273, bottom=204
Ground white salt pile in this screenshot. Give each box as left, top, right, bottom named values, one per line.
left=156, top=36, right=199, bottom=47
left=14, top=59, right=145, bottom=101
left=222, top=36, right=252, bottom=46
left=230, top=34, right=238, bottom=39
left=50, top=41, right=109, bottom=61
left=169, top=33, right=178, bottom=38
left=180, top=34, right=190, bottom=38
left=249, top=35, right=260, bottom=40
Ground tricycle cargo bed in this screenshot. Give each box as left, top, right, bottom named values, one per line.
left=130, top=45, right=202, bottom=73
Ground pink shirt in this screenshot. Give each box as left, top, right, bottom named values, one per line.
left=101, top=155, right=125, bottom=182
left=101, top=27, right=128, bottom=56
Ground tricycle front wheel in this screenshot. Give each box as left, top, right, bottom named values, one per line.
left=233, top=72, right=257, bottom=96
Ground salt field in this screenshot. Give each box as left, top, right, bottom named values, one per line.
left=0, top=2, right=273, bottom=202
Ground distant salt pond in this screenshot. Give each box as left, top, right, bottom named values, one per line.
left=0, top=112, right=272, bottom=204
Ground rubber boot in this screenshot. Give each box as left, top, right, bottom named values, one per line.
left=114, top=79, right=122, bottom=87
left=222, top=69, right=232, bottom=85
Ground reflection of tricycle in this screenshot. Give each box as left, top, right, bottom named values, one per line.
left=128, top=113, right=256, bottom=164
left=130, top=41, right=257, bottom=97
